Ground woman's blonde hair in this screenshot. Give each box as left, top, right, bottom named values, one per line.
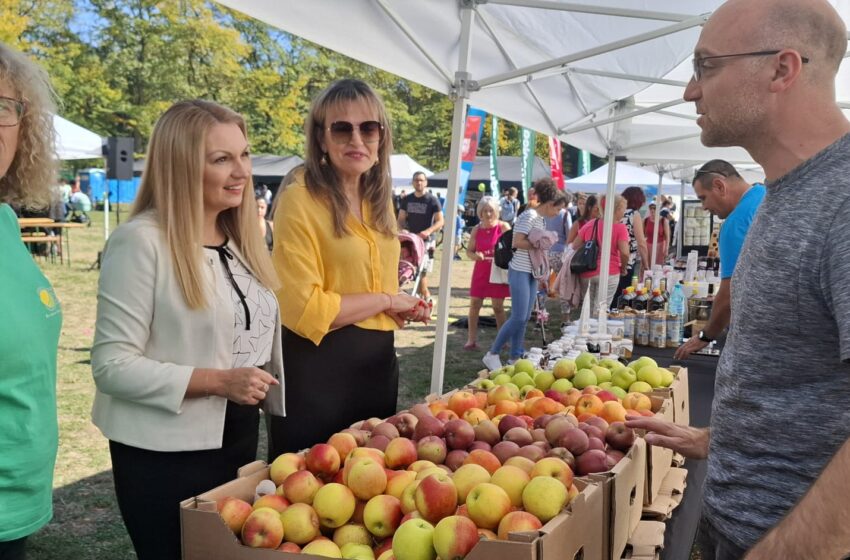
left=303, top=79, right=395, bottom=238
left=131, top=100, right=279, bottom=309
left=476, top=196, right=500, bottom=219
left=0, top=43, right=57, bottom=209
left=601, top=194, right=627, bottom=213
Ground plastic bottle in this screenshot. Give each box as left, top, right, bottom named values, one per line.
left=666, top=283, right=686, bottom=346
left=633, top=288, right=649, bottom=311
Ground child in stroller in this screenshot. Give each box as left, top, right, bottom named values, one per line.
left=398, top=231, right=428, bottom=297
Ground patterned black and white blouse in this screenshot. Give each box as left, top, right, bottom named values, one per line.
left=204, top=243, right=277, bottom=368
left=621, top=209, right=638, bottom=268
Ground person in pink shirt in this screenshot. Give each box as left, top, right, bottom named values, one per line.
left=570, top=194, right=630, bottom=313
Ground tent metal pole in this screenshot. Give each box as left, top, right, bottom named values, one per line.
left=562, top=73, right=610, bottom=151
left=569, top=67, right=689, bottom=87
left=649, top=171, right=663, bottom=268
left=677, top=179, right=685, bottom=259
left=430, top=6, right=475, bottom=396
left=597, top=149, right=618, bottom=327
left=375, top=0, right=453, bottom=83
left=486, top=0, right=693, bottom=22
left=654, top=109, right=698, bottom=121
left=475, top=14, right=708, bottom=90
left=561, top=99, right=686, bottom=135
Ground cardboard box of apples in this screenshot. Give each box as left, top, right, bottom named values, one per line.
left=180, top=351, right=675, bottom=560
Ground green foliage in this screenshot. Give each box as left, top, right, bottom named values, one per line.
left=1, top=0, right=566, bottom=173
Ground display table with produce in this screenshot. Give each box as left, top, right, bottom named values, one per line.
left=179, top=349, right=715, bottom=560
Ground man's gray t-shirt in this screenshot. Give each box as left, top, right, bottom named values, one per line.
left=704, top=133, right=850, bottom=550
left=400, top=192, right=442, bottom=238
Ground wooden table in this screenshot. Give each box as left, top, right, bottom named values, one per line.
left=18, top=219, right=87, bottom=266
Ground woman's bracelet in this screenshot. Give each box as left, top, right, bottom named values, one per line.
left=384, top=293, right=393, bottom=311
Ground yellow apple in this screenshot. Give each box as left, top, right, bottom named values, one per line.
left=489, top=465, right=530, bottom=508
left=465, top=483, right=512, bottom=530
left=313, top=482, right=356, bottom=529
left=279, top=502, right=320, bottom=545
left=522, top=477, right=567, bottom=523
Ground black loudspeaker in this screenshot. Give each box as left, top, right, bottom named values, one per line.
left=106, top=137, right=134, bottom=180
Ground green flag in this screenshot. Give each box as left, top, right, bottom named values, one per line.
left=520, top=127, right=536, bottom=200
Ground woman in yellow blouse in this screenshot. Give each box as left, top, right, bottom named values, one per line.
left=269, top=79, right=428, bottom=456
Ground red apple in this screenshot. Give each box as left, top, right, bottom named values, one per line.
left=575, top=449, right=610, bottom=475
left=557, top=428, right=589, bottom=456
left=498, top=415, right=526, bottom=437
left=241, top=507, right=284, bottom=548
left=385, top=437, right=418, bottom=469
left=443, top=419, right=475, bottom=450
left=586, top=437, right=605, bottom=451
left=596, top=390, right=619, bottom=403
left=372, top=422, right=400, bottom=440
left=473, top=420, right=501, bottom=447
left=388, top=413, right=419, bottom=438
left=306, top=443, right=341, bottom=479
left=492, top=441, right=521, bottom=464
left=503, top=427, right=533, bottom=447
left=445, top=449, right=469, bottom=471
left=413, top=415, right=444, bottom=440
left=414, top=473, right=458, bottom=524
left=544, top=415, right=578, bottom=447
left=605, top=422, right=636, bottom=451
left=468, top=441, right=492, bottom=452
left=516, top=445, right=545, bottom=462
left=367, top=434, right=391, bottom=452
left=577, top=422, right=606, bottom=442
left=546, top=447, right=576, bottom=470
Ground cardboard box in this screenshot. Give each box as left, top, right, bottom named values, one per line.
left=620, top=520, right=665, bottom=560
left=643, top=397, right=675, bottom=506
left=642, top=467, right=688, bottom=521
left=181, top=462, right=605, bottom=560
left=651, top=366, right=689, bottom=426
left=584, top=437, right=647, bottom=560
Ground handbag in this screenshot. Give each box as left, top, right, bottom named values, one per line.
left=570, top=219, right=600, bottom=274
left=489, top=261, right=509, bottom=284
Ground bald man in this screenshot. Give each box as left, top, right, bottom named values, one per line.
left=626, top=1, right=850, bottom=558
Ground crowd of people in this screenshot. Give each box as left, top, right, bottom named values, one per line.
left=3, top=0, right=850, bottom=558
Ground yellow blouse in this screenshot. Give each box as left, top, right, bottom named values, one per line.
left=272, top=176, right=400, bottom=345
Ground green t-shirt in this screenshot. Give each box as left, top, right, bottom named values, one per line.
left=0, top=203, right=61, bottom=541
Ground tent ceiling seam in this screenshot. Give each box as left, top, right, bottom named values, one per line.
left=563, top=73, right=610, bottom=152
left=474, top=13, right=709, bottom=89
left=561, top=98, right=686, bottom=135
left=485, top=0, right=693, bottom=22
left=569, top=67, right=689, bottom=87
left=622, top=132, right=701, bottom=152
left=375, top=0, right=453, bottom=85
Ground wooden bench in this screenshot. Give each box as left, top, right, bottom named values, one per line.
left=21, top=234, right=62, bottom=263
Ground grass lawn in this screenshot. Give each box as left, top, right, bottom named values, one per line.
left=26, top=208, right=556, bottom=558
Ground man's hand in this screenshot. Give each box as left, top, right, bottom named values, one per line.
left=625, top=417, right=710, bottom=459
left=418, top=231, right=430, bottom=240
left=674, top=336, right=710, bottom=360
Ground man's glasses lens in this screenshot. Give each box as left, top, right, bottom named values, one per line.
left=0, top=97, right=25, bottom=127
left=328, top=121, right=383, bottom=144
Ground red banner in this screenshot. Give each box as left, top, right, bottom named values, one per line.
left=548, top=137, right=565, bottom=189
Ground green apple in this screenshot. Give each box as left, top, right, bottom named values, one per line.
left=599, top=358, right=621, bottom=370
left=513, top=359, right=535, bottom=376
left=393, top=519, right=437, bottom=560
left=475, top=379, right=495, bottom=390
left=340, top=542, right=375, bottom=560
left=628, top=356, right=657, bottom=374
left=550, top=378, right=573, bottom=393
left=519, top=385, right=536, bottom=399
left=534, top=371, right=555, bottom=391
left=629, top=381, right=653, bottom=394
left=591, top=366, right=612, bottom=383
left=659, top=368, right=675, bottom=387
left=609, top=386, right=628, bottom=400
left=598, top=381, right=614, bottom=390
left=575, top=352, right=598, bottom=371
left=572, top=369, right=598, bottom=389
left=636, top=367, right=663, bottom=388
left=552, top=359, right=577, bottom=380
left=492, top=373, right=512, bottom=386
left=504, top=365, right=515, bottom=375
left=612, top=368, right=637, bottom=390
left=511, top=372, right=535, bottom=389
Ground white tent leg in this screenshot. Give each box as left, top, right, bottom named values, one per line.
left=677, top=179, right=685, bottom=258
left=596, top=149, right=618, bottom=328
left=430, top=7, right=475, bottom=396
left=104, top=187, right=110, bottom=240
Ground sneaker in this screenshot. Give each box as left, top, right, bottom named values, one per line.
left=482, top=352, right=502, bottom=371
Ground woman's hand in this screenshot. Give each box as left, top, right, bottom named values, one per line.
left=384, top=293, right=430, bottom=327
left=473, top=251, right=486, bottom=261
left=218, top=367, right=279, bottom=405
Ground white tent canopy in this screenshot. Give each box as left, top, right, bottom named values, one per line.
left=53, top=115, right=103, bottom=160
left=567, top=162, right=690, bottom=195
left=390, top=154, right=433, bottom=187
left=218, top=0, right=850, bottom=394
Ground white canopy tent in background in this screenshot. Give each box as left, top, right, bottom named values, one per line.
left=390, top=154, right=433, bottom=187
left=218, top=0, right=850, bottom=394
left=567, top=162, right=688, bottom=195
left=53, top=115, right=102, bottom=160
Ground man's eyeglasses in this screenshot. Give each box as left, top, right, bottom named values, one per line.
left=324, top=120, right=383, bottom=145
left=0, top=96, right=26, bottom=127
left=692, top=50, right=809, bottom=81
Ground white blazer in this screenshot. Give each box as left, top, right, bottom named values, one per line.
left=91, top=212, right=285, bottom=452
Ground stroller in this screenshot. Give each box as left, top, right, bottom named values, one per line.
left=398, top=232, right=430, bottom=296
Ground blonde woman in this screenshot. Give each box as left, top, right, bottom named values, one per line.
left=269, top=79, right=427, bottom=457
left=0, top=43, right=61, bottom=559
left=91, top=100, right=284, bottom=560
left=464, top=196, right=510, bottom=350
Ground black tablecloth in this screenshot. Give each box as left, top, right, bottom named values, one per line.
left=633, top=346, right=718, bottom=560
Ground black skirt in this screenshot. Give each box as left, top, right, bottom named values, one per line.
left=110, top=401, right=259, bottom=560
left=267, top=325, right=399, bottom=458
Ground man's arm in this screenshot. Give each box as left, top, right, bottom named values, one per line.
left=674, top=278, right=731, bottom=360
left=420, top=211, right=444, bottom=239
left=744, top=437, right=850, bottom=559
left=624, top=417, right=710, bottom=459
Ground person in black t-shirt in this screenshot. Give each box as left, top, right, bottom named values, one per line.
left=397, top=171, right=444, bottom=300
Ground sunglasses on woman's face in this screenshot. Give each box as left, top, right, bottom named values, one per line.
left=325, top=120, right=383, bottom=144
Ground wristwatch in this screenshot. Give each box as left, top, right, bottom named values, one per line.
left=697, top=330, right=715, bottom=343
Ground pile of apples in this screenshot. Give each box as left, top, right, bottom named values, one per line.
left=214, top=355, right=668, bottom=559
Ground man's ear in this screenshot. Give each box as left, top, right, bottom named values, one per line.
left=769, top=49, right=805, bottom=93
left=713, top=177, right=727, bottom=197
